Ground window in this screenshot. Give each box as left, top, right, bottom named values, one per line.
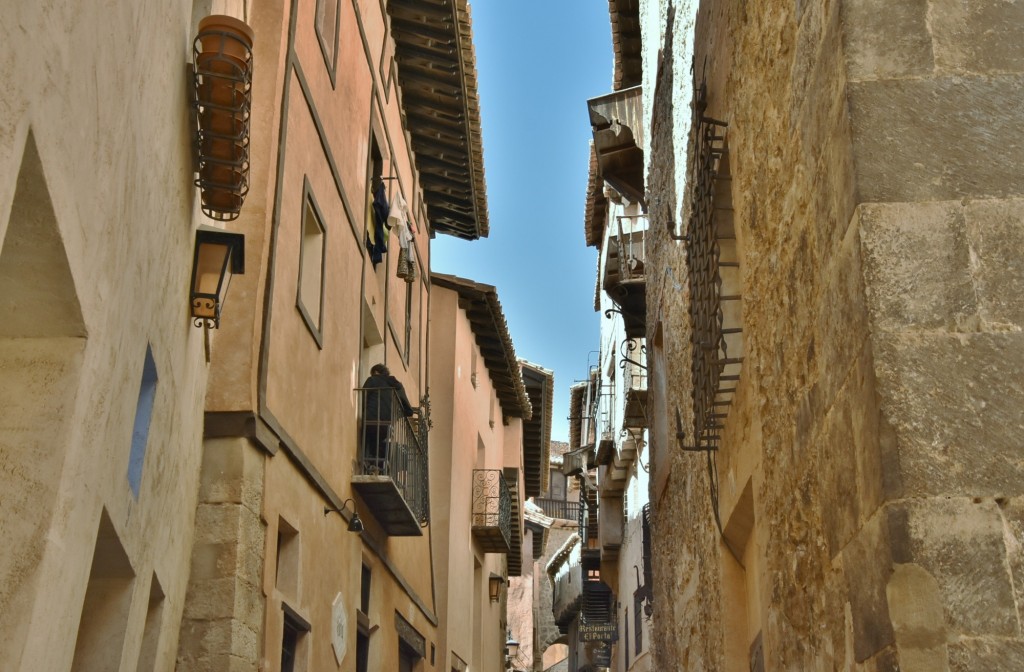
left=71, top=511, right=135, bottom=672
left=276, top=518, right=300, bottom=598
left=128, top=345, right=158, bottom=497
left=281, top=605, right=310, bottom=672
left=404, top=279, right=413, bottom=360
left=315, top=0, right=340, bottom=79
left=549, top=469, right=566, bottom=500
left=356, top=633, right=370, bottom=672
left=360, top=563, right=372, bottom=614
left=365, top=130, right=387, bottom=280
left=470, top=346, right=478, bottom=388
left=298, top=188, right=326, bottom=346
left=136, top=575, right=165, bottom=672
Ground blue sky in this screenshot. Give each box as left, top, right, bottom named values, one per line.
left=431, top=1, right=612, bottom=443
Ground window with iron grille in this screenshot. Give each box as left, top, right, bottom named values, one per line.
left=684, top=80, right=741, bottom=452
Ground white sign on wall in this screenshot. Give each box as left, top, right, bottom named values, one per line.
left=331, top=592, right=348, bottom=665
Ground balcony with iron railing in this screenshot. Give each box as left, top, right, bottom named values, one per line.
left=352, top=387, right=430, bottom=536
left=472, top=469, right=512, bottom=554
left=620, top=339, right=648, bottom=430
left=603, top=214, right=648, bottom=339
left=532, top=497, right=581, bottom=521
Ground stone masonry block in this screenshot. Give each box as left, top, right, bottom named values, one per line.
left=965, top=198, right=1024, bottom=329
left=885, top=563, right=950, bottom=672
left=1000, top=498, right=1024, bottom=629
left=860, top=202, right=977, bottom=333
left=948, top=639, right=1024, bottom=672
left=193, top=503, right=243, bottom=546
left=872, top=332, right=1024, bottom=497
left=841, top=508, right=895, bottom=661
left=888, top=498, right=1017, bottom=637
left=848, top=75, right=1024, bottom=202
left=817, top=213, right=870, bottom=406
left=930, top=0, right=1024, bottom=75
left=820, top=344, right=883, bottom=561
left=182, top=576, right=239, bottom=621
left=200, top=438, right=245, bottom=504
left=841, top=0, right=933, bottom=81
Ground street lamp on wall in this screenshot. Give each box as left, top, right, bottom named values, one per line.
left=505, top=630, right=519, bottom=659
left=488, top=574, right=505, bottom=603
left=324, top=499, right=365, bottom=534
left=190, top=225, right=245, bottom=329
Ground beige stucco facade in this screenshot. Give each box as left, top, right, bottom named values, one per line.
left=636, top=0, right=1024, bottom=670
left=0, top=0, right=248, bottom=670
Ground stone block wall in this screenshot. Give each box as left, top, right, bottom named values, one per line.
left=641, top=0, right=1024, bottom=670
left=177, top=437, right=266, bottom=671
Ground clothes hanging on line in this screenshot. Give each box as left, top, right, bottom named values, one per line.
left=387, top=191, right=418, bottom=282
left=365, top=180, right=390, bottom=267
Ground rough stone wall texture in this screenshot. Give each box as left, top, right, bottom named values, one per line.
left=643, top=0, right=1024, bottom=670
left=177, top=438, right=266, bottom=671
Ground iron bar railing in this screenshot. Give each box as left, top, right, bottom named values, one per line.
left=684, top=78, right=736, bottom=452
left=356, top=387, right=429, bottom=525
left=472, top=469, right=512, bottom=552
left=533, top=497, right=581, bottom=521
left=615, top=214, right=647, bottom=282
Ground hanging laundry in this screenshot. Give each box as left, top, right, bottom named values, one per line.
left=387, top=190, right=416, bottom=281
left=366, top=180, right=389, bottom=267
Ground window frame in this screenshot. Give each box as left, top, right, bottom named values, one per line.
left=297, top=179, right=327, bottom=348
left=315, top=0, right=341, bottom=86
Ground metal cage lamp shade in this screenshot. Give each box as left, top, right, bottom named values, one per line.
left=192, top=15, right=254, bottom=221
left=190, top=225, right=245, bottom=328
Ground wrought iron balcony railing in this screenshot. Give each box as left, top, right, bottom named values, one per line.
left=472, top=469, right=512, bottom=554
left=533, top=497, right=581, bottom=521
left=353, top=387, right=429, bottom=536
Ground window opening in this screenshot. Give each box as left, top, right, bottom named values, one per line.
left=276, top=518, right=299, bottom=598
left=128, top=345, right=158, bottom=497
left=315, top=0, right=340, bottom=76
left=71, top=511, right=136, bottom=672
left=404, top=279, right=413, bottom=361
left=281, top=605, right=310, bottom=672
left=365, top=132, right=388, bottom=271
left=136, top=574, right=165, bottom=672
left=298, top=190, right=326, bottom=344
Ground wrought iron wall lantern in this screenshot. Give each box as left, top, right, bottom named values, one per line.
left=505, top=630, right=520, bottom=658
left=488, top=574, right=505, bottom=603
left=190, top=225, right=245, bottom=329
left=324, top=498, right=365, bottom=534
left=191, top=15, right=254, bottom=221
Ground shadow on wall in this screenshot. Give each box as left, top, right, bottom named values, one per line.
left=0, top=131, right=88, bottom=670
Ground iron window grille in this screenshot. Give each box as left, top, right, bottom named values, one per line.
left=684, top=78, right=741, bottom=452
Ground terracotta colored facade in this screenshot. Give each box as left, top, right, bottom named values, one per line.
left=0, top=0, right=545, bottom=670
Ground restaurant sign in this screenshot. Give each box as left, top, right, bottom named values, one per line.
left=579, top=621, right=618, bottom=642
